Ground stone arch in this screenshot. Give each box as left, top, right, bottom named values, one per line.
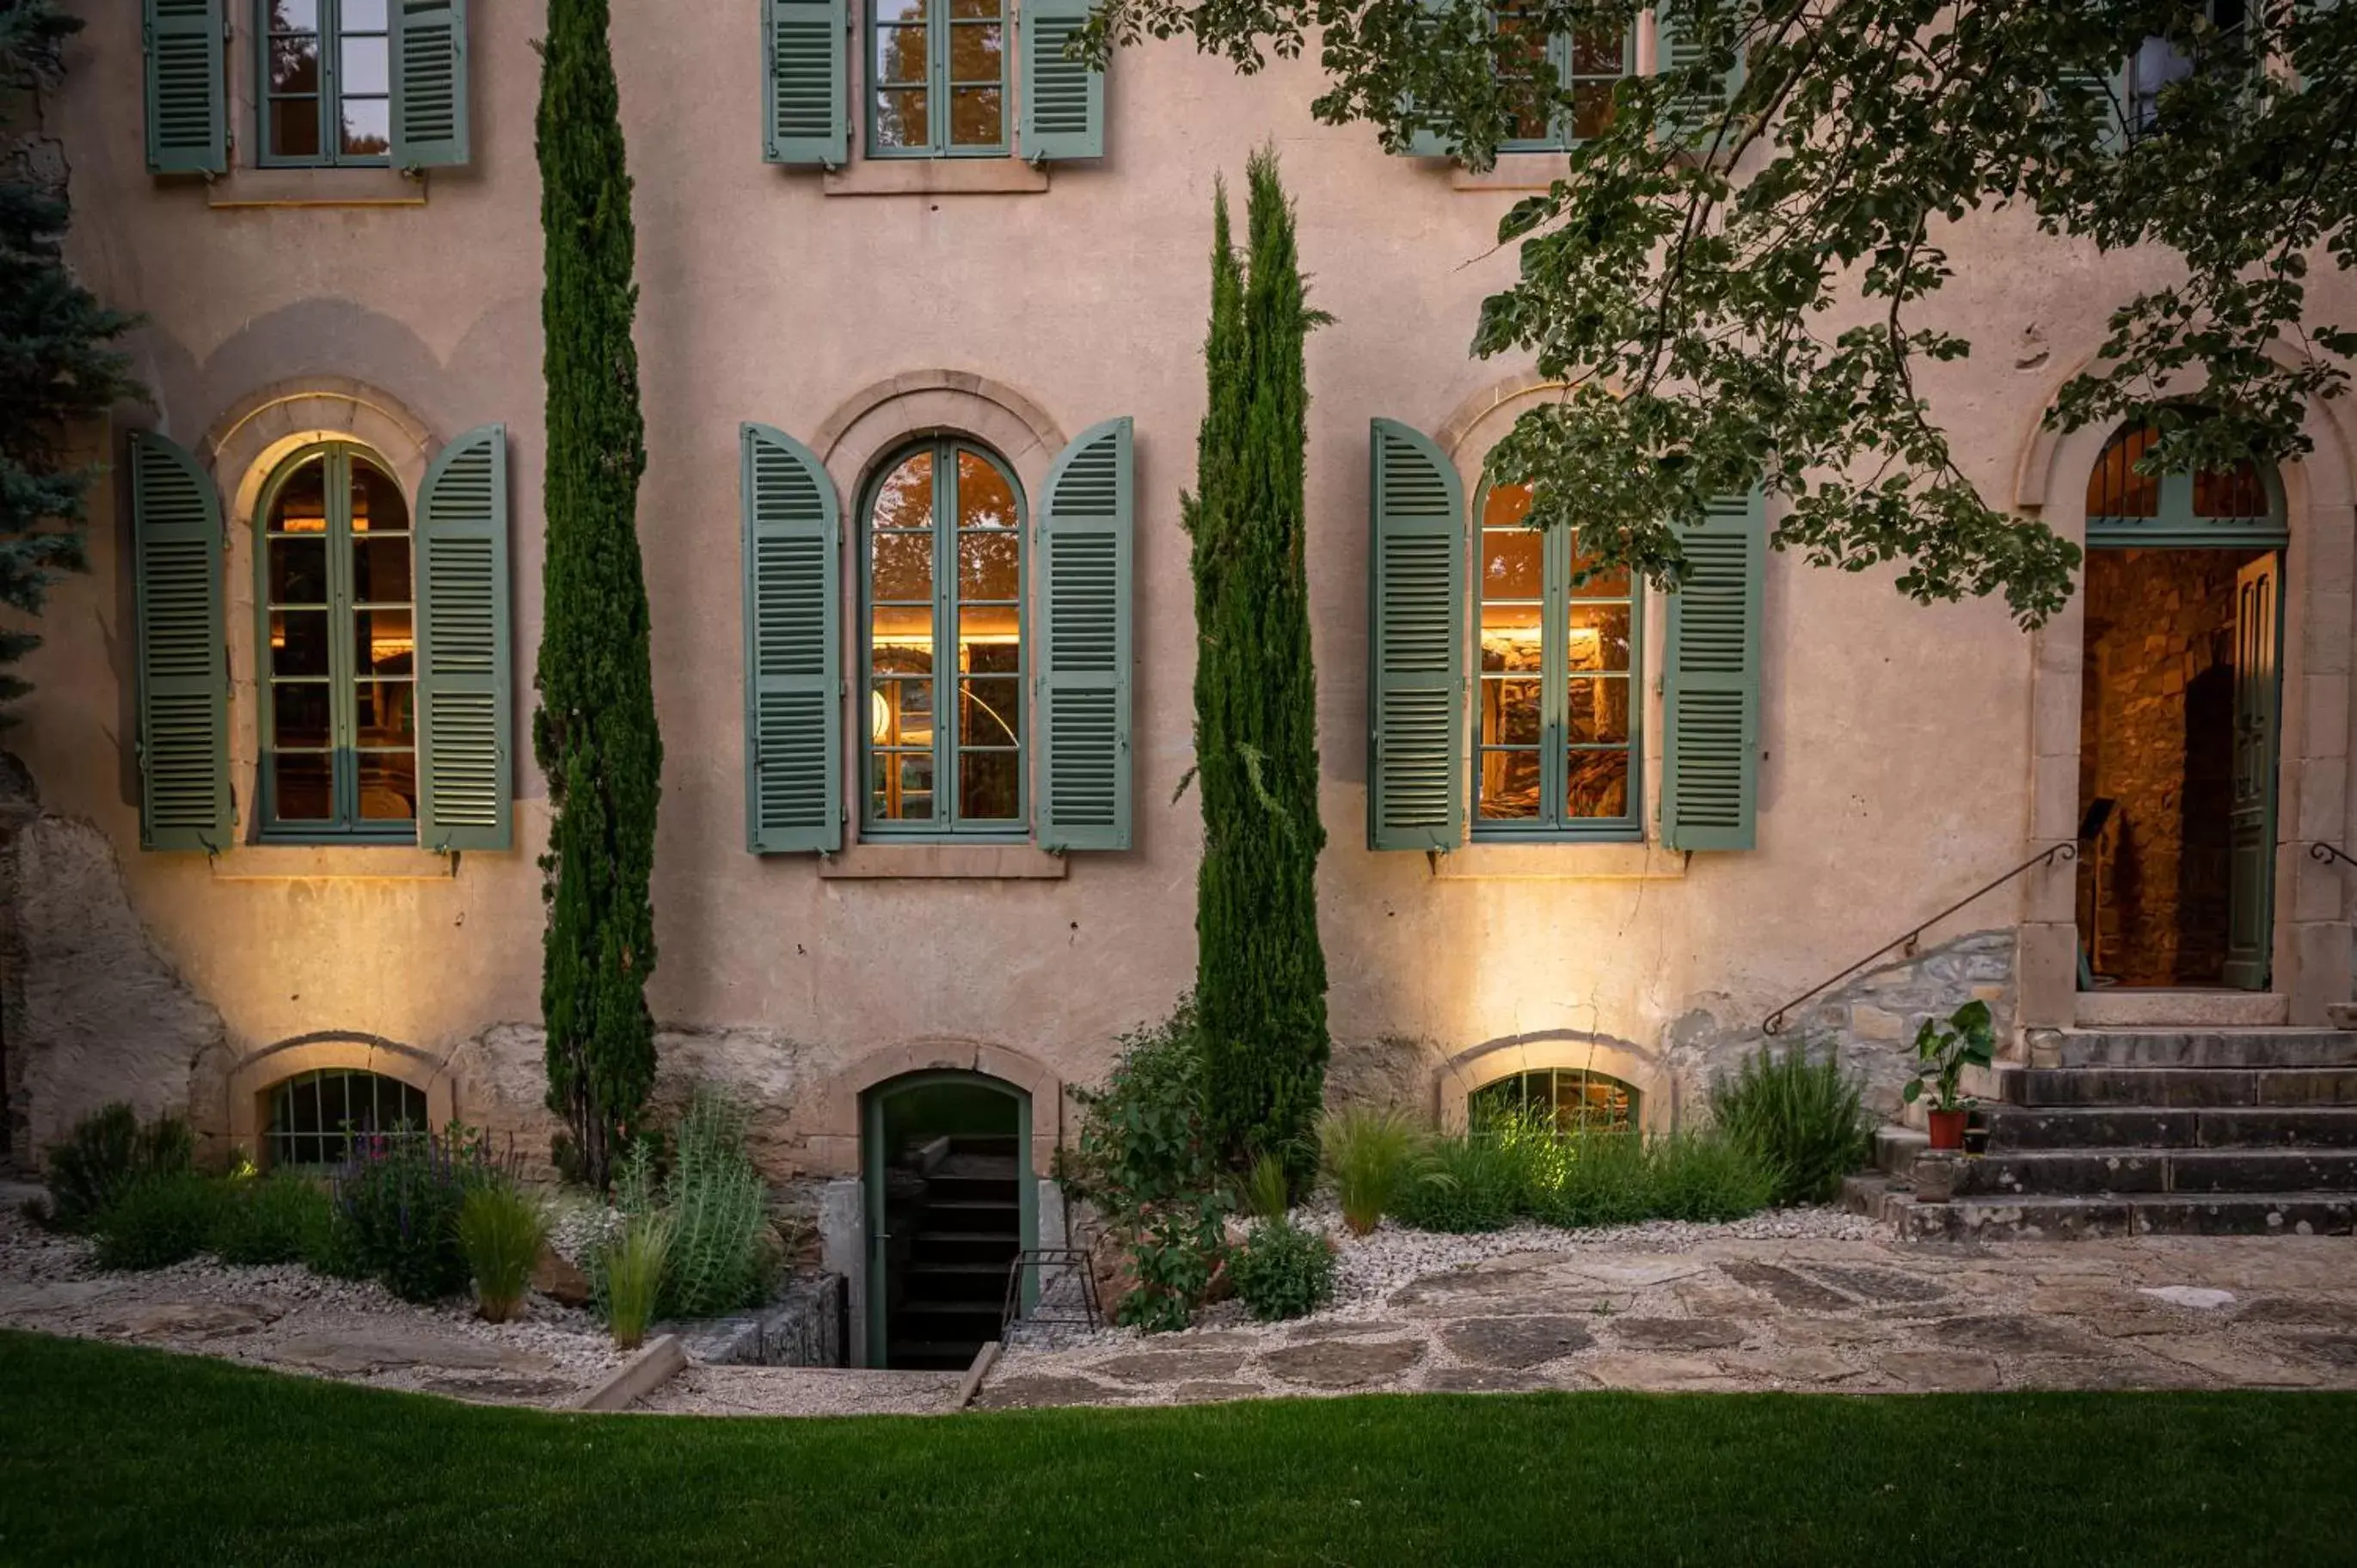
left=803, top=1035, right=1064, bottom=1177
left=1435, top=371, right=1572, bottom=467
left=224, top=1031, right=457, bottom=1162
left=1434, top=1029, right=1670, bottom=1134
left=814, top=371, right=1066, bottom=514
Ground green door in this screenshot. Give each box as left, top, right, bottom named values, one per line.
left=2224, top=551, right=2282, bottom=990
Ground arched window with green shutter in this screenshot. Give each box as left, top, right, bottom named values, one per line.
left=130, top=432, right=232, bottom=852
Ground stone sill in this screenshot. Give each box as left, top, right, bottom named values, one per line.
left=818, top=842, right=1067, bottom=879
left=1449, top=153, right=1573, bottom=193
left=821, top=159, right=1048, bottom=197
left=212, top=844, right=455, bottom=880
left=1427, top=841, right=1685, bottom=881
left=204, top=166, right=427, bottom=209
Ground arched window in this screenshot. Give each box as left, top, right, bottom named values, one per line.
left=1473, top=480, right=1640, bottom=835
left=258, top=442, right=417, bottom=836
left=265, top=1069, right=428, bottom=1168
left=861, top=438, right=1027, bottom=833
left=1470, top=1068, right=1639, bottom=1134
left=2085, top=423, right=2284, bottom=548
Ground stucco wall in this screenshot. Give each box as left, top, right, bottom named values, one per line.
left=6, top=7, right=2354, bottom=1173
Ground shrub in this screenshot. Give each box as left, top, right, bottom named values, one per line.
left=1317, top=1105, right=1427, bottom=1236
left=332, top=1127, right=504, bottom=1304
left=211, top=1174, right=331, bottom=1266
left=40, top=1103, right=193, bottom=1232
left=659, top=1089, right=771, bottom=1319
left=457, top=1180, right=546, bottom=1323
left=1711, top=1044, right=1872, bottom=1206
left=93, top=1173, right=225, bottom=1271
left=1535, top=1129, right=1656, bottom=1229
left=1646, top=1130, right=1778, bottom=1222
left=603, top=1210, right=671, bottom=1351
left=1391, top=1136, right=1520, bottom=1234
left=1228, top=1222, right=1335, bottom=1321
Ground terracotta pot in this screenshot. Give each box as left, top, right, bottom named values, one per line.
left=1927, top=1109, right=1968, bottom=1150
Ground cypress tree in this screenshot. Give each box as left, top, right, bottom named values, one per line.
left=0, top=1, right=140, bottom=714
left=1188, top=148, right=1329, bottom=1186
left=533, top=0, right=660, bottom=1191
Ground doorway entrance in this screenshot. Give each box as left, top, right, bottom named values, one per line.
left=2077, top=547, right=2282, bottom=989
left=860, top=1070, right=1035, bottom=1369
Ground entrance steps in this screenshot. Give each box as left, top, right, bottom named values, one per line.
left=1845, top=1027, right=2357, bottom=1240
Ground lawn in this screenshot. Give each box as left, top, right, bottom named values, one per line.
left=2, top=1330, right=2351, bottom=1566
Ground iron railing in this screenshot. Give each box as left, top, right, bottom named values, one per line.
left=2310, top=842, right=2357, bottom=872
left=1760, top=842, right=2079, bottom=1036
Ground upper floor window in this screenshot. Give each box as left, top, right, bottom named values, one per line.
left=260, top=0, right=392, bottom=167
left=1497, top=6, right=1632, bottom=150
left=862, top=438, right=1027, bottom=833
left=1473, top=480, right=1641, bottom=836
left=259, top=441, right=417, bottom=837
left=2123, top=0, right=2254, bottom=141
left=869, top=0, right=1009, bottom=158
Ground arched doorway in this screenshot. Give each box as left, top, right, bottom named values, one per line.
left=860, top=1070, right=1035, bottom=1369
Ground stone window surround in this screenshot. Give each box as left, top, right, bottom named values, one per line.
left=199, top=8, right=428, bottom=210
left=1433, top=1029, right=1671, bottom=1135
left=223, top=1031, right=456, bottom=1166
left=2010, top=371, right=2357, bottom=1031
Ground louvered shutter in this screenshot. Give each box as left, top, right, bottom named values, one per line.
left=2057, top=59, right=2127, bottom=153
left=1020, top=0, right=1107, bottom=161
left=1036, top=418, right=1133, bottom=850
left=1366, top=420, right=1465, bottom=851
left=1653, top=2, right=1744, bottom=152
left=765, top=0, right=848, bottom=168
left=414, top=425, right=512, bottom=852
left=130, top=433, right=230, bottom=851
left=391, top=1, right=470, bottom=168
left=144, top=0, right=226, bottom=175
left=1394, top=0, right=1454, bottom=157
left=1660, top=487, right=1765, bottom=851
left=741, top=425, right=842, bottom=853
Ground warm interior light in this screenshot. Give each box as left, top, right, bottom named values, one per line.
left=870, top=689, right=891, bottom=743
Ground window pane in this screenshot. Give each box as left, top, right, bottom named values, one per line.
left=958, top=530, right=1019, bottom=601
left=872, top=750, right=935, bottom=820
left=269, top=34, right=320, bottom=94
left=1566, top=676, right=1630, bottom=744
left=960, top=677, right=1022, bottom=749
left=352, top=536, right=412, bottom=603
left=342, top=35, right=390, bottom=95
left=1482, top=480, right=1535, bottom=530
left=355, top=608, right=414, bottom=676
left=956, top=451, right=1018, bottom=530
left=2194, top=462, right=2267, bottom=518
left=1568, top=603, right=1630, bottom=671
left=875, top=0, right=929, bottom=19
left=875, top=23, right=930, bottom=86
left=1478, top=750, right=1542, bottom=819
left=872, top=451, right=935, bottom=530
left=1569, top=542, right=1630, bottom=598
left=358, top=751, right=416, bottom=820
left=273, top=751, right=334, bottom=819
left=1564, top=750, right=1630, bottom=818
left=1495, top=10, right=1554, bottom=142
left=949, top=0, right=997, bottom=15
left=872, top=603, right=934, bottom=671
left=1479, top=603, right=1544, bottom=674
left=341, top=98, right=391, bottom=158
left=342, top=0, right=388, bottom=28
left=1569, top=81, right=1616, bottom=141
left=958, top=750, right=1020, bottom=820
left=873, top=679, right=934, bottom=747
left=1570, top=27, right=1624, bottom=77
left=270, top=0, right=320, bottom=29
left=271, top=457, right=328, bottom=532
left=1479, top=678, right=1543, bottom=746
left=269, top=98, right=321, bottom=159
left=957, top=604, right=1020, bottom=673
left=272, top=683, right=332, bottom=749
left=271, top=609, right=330, bottom=677
left=349, top=458, right=408, bottom=533
left=948, top=87, right=1002, bottom=146
left=2089, top=426, right=2161, bottom=518
left=268, top=537, right=328, bottom=604
left=353, top=681, right=414, bottom=746
left=949, top=22, right=1002, bottom=81
left=1480, top=529, right=1544, bottom=601
left=872, top=641, right=933, bottom=677
left=874, top=88, right=930, bottom=148
left=871, top=530, right=934, bottom=602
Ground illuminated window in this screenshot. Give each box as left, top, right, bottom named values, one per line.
left=862, top=438, right=1027, bottom=833
left=1473, top=480, right=1641, bottom=836
left=2085, top=421, right=2282, bottom=544
left=1470, top=1068, right=1639, bottom=1134
left=265, top=1069, right=428, bottom=1168
left=258, top=0, right=392, bottom=167
left=869, top=0, right=1009, bottom=158
left=1495, top=7, right=1631, bottom=150
left=258, top=442, right=416, bottom=836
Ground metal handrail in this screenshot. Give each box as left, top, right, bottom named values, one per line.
left=1760, top=842, right=2080, bottom=1036
left=2310, top=842, right=2357, bottom=871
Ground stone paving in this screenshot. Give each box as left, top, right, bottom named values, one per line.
left=979, top=1232, right=2357, bottom=1407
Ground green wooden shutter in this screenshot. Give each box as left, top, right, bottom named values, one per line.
left=1393, top=0, right=1454, bottom=156
left=391, top=0, right=470, bottom=168
left=414, top=425, right=512, bottom=852
left=1366, top=419, right=1465, bottom=851
left=1654, top=2, right=1744, bottom=152
left=144, top=0, right=226, bottom=175
left=1036, top=418, right=1133, bottom=850
left=765, top=0, right=848, bottom=168
left=1020, top=0, right=1107, bottom=161
left=2052, top=58, right=2127, bottom=153
left=1660, top=487, right=1765, bottom=851
left=129, top=432, right=230, bottom=852
left=741, top=424, right=843, bottom=853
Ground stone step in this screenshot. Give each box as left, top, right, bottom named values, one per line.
left=1949, top=1147, right=2357, bottom=1197
left=2036, top=1029, right=2357, bottom=1070
left=1872, top=1125, right=1928, bottom=1175
left=1838, top=1170, right=1910, bottom=1222
left=1895, top=1191, right=2357, bottom=1241
left=1984, top=1105, right=2357, bottom=1150
left=2002, top=1066, right=2357, bottom=1109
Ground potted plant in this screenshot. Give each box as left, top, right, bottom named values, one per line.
left=1902, top=1000, right=1996, bottom=1151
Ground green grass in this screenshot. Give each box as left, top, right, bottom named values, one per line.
left=1, top=1330, right=2351, bottom=1566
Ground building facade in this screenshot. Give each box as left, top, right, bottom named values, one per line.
left=7, top=5, right=2355, bottom=1286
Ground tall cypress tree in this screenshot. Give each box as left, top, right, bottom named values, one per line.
left=533, top=0, right=660, bottom=1191
left=1188, top=148, right=1329, bottom=1186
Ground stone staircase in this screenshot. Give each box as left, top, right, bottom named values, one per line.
left=1847, top=1026, right=2357, bottom=1240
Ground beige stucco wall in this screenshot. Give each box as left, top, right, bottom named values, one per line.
left=7, top=6, right=2354, bottom=1173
